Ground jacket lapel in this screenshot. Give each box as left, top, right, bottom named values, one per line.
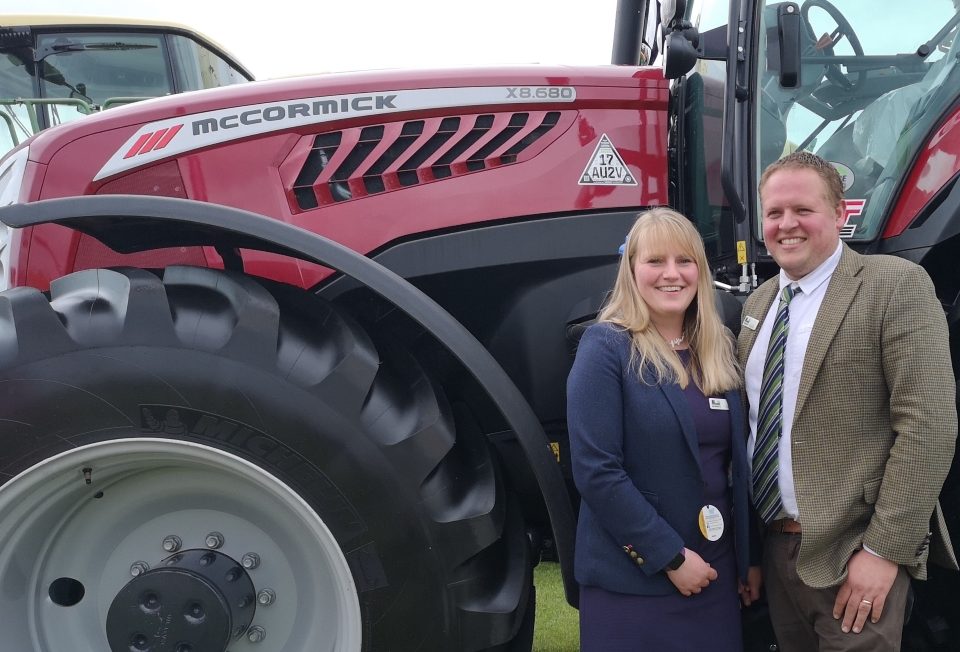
left=794, top=246, right=863, bottom=418
left=726, top=387, right=749, bottom=479
left=661, top=382, right=703, bottom=474
left=726, top=387, right=745, bottom=443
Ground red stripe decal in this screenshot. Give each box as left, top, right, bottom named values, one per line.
left=123, top=133, right=153, bottom=159
left=138, top=128, right=169, bottom=155
left=153, top=124, right=183, bottom=151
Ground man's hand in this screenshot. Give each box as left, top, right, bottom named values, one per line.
left=832, top=549, right=899, bottom=634
left=666, top=548, right=718, bottom=596
left=739, top=565, right=763, bottom=606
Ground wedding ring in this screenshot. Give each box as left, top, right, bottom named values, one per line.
left=861, top=599, right=873, bottom=605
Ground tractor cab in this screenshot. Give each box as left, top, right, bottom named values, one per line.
left=657, top=0, right=960, bottom=288
left=0, top=16, right=252, bottom=156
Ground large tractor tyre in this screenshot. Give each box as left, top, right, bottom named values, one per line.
left=0, top=266, right=533, bottom=652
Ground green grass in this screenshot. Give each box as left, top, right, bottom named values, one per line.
left=533, top=562, right=579, bottom=651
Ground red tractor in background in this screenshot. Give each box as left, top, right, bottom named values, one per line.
left=1, top=1, right=959, bottom=651
left=0, top=16, right=251, bottom=152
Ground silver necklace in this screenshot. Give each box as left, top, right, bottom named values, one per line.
left=669, top=334, right=685, bottom=349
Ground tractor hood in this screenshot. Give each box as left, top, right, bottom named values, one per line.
left=23, top=65, right=668, bottom=174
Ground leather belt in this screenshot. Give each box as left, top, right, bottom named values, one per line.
left=768, top=518, right=803, bottom=534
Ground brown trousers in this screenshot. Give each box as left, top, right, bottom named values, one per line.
left=764, top=532, right=911, bottom=652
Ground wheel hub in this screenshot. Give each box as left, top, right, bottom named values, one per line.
left=106, top=549, right=256, bottom=652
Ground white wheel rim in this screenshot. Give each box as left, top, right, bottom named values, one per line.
left=0, top=438, right=362, bottom=651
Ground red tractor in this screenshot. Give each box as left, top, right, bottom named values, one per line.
left=0, top=1, right=959, bottom=651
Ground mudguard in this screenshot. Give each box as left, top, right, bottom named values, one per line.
left=0, top=194, right=579, bottom=607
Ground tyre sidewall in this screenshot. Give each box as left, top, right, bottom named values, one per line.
left=0, top=345, right=450, bottom=650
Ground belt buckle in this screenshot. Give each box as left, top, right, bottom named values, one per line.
left=771, top=518, right=801, bottom=534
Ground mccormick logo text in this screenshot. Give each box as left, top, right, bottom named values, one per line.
left=191, top=95, right=398, bottom=135
left=95, top=85, right=577, bottom=181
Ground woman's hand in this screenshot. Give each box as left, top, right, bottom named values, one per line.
left=665, top=548, right=718, bottom=596
left=739, top=565, right=762, bottom=606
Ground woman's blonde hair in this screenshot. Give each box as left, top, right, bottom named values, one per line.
left=598, top=207, right=740, bottom=394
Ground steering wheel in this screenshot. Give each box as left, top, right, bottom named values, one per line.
left=800, top=0, right=868, bottom=94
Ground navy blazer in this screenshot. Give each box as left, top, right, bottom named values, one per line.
left=567, top=322, right=750, bottom=596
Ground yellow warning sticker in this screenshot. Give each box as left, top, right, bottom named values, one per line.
left=736, top=240, right=747, bottom=265
left=549, top=442, right=561, bottom=463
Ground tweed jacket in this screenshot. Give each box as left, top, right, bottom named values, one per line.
left=738, top=244, right=958, bottom=588
left=568, top=322, right=751, bottom=595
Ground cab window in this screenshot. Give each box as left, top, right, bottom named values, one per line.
left=0, top=51, right=34, bottom=152
left=38, top=32, right=173, bottom=109
left=756, top=0, right=960, bottom=240
left=168, top=34, right=248, bottom=91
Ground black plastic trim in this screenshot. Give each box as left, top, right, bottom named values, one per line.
left=321, top=210, right=637, bottom=298
left=873, top=171, right=960, bottom=259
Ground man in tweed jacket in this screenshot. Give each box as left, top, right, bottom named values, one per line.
left=739, top=152, right=957, bottom=651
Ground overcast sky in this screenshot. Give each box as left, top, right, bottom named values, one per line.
left=8, top=1, right=620, bottom=79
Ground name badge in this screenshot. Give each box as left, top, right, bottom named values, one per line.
left=709, top=398, right=729, bottom=411
left=699, top=505, right=725, bottom=541
left=742, top=315, right=759, bottom=331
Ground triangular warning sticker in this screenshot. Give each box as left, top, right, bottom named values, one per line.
left=578, top=134, right=638, bottom=186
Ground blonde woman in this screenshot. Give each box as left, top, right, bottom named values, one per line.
left=567, top=208, right=760, bottom=651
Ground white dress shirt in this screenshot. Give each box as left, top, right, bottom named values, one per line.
left=746, top=241, right=843, bottom=520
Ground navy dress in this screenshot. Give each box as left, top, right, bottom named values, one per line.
left=578, top=349, right=743, bottom=652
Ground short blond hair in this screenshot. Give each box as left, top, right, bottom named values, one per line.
left=759, top=151, right=844, bottom=208
left=598, top=208, right=740, bottom=394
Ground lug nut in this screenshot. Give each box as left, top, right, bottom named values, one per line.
left=257, top=589, right=276, bottom=606
left=161, top=535, right=182, bottom=553
left=241, top=553, right=260, bottom=570
left=247, top=625, right=266, bottom=643
left=204, top=532, right=224, bottom=549
left=129, top=561, right=150, bottom=577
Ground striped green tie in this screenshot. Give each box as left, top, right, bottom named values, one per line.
left=753, top=284, right=799, bottom=523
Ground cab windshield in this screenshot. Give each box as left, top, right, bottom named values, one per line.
left=1, top=32, right=174, bottom=153
left=755, top=0, right=960, bottom=241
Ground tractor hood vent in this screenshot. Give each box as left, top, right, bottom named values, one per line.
left=289, top=111, right=561, bottom=210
